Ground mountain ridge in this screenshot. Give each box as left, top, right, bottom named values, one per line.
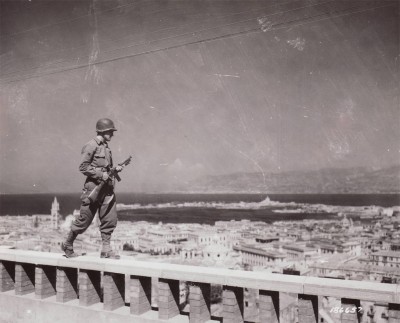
left=186, top=165, right=400, bottom=194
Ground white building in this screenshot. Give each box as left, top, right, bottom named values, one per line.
left=203, top=244, right=230, bottom=261
left=363, top=251, right=400, bottom=269
left=234, top=245, right=286, bottom=267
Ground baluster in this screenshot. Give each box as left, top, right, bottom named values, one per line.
left=130, top=275, right=151, bottom=315
left=259, top=290, right=279, bottom=323
left=189, top=282, right=211, bottom=323
left=79, top=270, right=101, bottom=306
left=222, top=285, right=244, bottom=323
left=0, top=261, right=15, bottom=292
left=103, top=272, right=125, bottom=311
left=298, top=294, right=319, bottom=323
left=35, top=265, right=56, bottom=299
left=15, top=262, right=35, bottom=295
left=158, top=278, right=180, bottom=320
left=341, top=298, right=361, bottom=323
left=56, top=267, right=78, bottom=303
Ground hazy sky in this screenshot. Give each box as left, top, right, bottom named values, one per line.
left=0, top=0, right=399, bottom=193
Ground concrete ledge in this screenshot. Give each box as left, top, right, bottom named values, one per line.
left=58, top=256, right=106, bottom=272
left=0, top=250, right=16, bottom=262
left=1, top=249, right=399, bottom=303
left=15, top=251, right=60, bottom=267
left=303, top=276, right=398, bottom=303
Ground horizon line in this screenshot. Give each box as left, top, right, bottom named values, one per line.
left=1, top=192, right=400, bottom=196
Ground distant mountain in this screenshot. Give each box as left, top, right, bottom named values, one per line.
left=187, top=165, right=400, bottom=194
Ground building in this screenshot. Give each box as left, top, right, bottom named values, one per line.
left=180, top=241, right=201, bottom=260
left=187, top=230, right=231, bottom=247
left=340, top=240, right=362, bottom=256
left=138, top=236, right=177, bottom=254
left=51, top=197, right=60, bottom=230
left=309, top=260, right=400, bottom=282
left=360, top=250, right=400, bottom=269
left=234, top=245, right=286, bottom=267
left=255, top=235, right=280, bottom=244
left=147, top=229, right=188, bottom=242
left=274, top=243, right=318, bottom=260
left=203, top=244, right=230, bottom=261
left=390, top=240, right=400, bottom=251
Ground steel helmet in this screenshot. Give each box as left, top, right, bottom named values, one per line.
left=96, top=118, right=117, bottom=132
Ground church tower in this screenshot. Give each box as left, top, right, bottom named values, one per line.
left=51, top=197, right=60, bottom=229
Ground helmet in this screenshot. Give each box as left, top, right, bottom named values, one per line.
left=96, top=118, right=117, bottom=132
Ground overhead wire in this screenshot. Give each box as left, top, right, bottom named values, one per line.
left=0, top=1, right=394, bottom=84
left=0, top=0, right=317, bottom=78
left=99, top=0, right=338, bottom=55
left=1, top=1, right=391, bottom=84
left=0, top=0, right=356, bottom=82
left=0, top=0, right=304, bottom=39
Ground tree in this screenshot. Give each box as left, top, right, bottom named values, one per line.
left=123, top=243, right=134, bottom=251
left=210, top=284, right=222, bottom=304
left=33, top=216, right=39, bottom=228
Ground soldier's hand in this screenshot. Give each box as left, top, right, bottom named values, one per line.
left=102, top=172, right=109, bottom=181
left=116, top=165, right=124, bottom=172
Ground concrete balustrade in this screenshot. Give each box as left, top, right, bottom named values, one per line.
left=35, top=265, right=56, bottom=299
left=298, top=294, right=319, bottom=323
left=158, top=278, right=180, bottom=320
left=222, top=285, right=244, bottom=323
left=341, top=298, right=361, bottom=323
left=103, top=272, right=125, bottom=311
left=260, top=290, right=280, bottom=322
left=56, top=267, right=78, bottom=303
left=79, top=269, right=102, bottom=306
left=130, top=275, right=152, bottom=315
left=15, top=262, right=35, bottom=295
left=189, top=283, right=211, bottom=323
left=0, top=260, right=14, bottom=292
left=0, top=249, right=399, bottom=323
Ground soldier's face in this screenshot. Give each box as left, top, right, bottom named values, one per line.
left=103, top=130, right=114, bottom=142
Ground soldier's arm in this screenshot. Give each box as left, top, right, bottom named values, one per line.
left=79, top=142, right=103, bottom=180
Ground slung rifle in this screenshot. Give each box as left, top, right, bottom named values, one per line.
left=86, top=155, right=132, bottom=204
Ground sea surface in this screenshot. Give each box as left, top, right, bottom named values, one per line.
left=0, top=193, right=398, bottom=224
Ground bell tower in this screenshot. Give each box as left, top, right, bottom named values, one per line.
left=51, top=197, right=60, bottom=229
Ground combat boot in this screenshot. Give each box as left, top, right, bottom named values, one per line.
left=100, top=232, right=120, bottom=259
left=61, top=231, right=80, bottom=258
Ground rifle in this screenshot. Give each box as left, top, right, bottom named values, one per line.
left=86, top=156, right=132, bottom=204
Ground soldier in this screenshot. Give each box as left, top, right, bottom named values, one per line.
left=61, top=118, right=123, bottom=259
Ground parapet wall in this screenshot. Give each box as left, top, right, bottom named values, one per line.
left=0, top=249, right=399, bottom=323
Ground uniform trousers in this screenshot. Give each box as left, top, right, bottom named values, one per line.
left=70, top=190, right=117, bottom=235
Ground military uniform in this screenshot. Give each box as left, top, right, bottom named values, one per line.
left=70, top=136, right=117, bottom=235
left=62, top=118, right=121, bottom=259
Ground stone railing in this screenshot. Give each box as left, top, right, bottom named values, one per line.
left=0, top=249, right=399, bottom=323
